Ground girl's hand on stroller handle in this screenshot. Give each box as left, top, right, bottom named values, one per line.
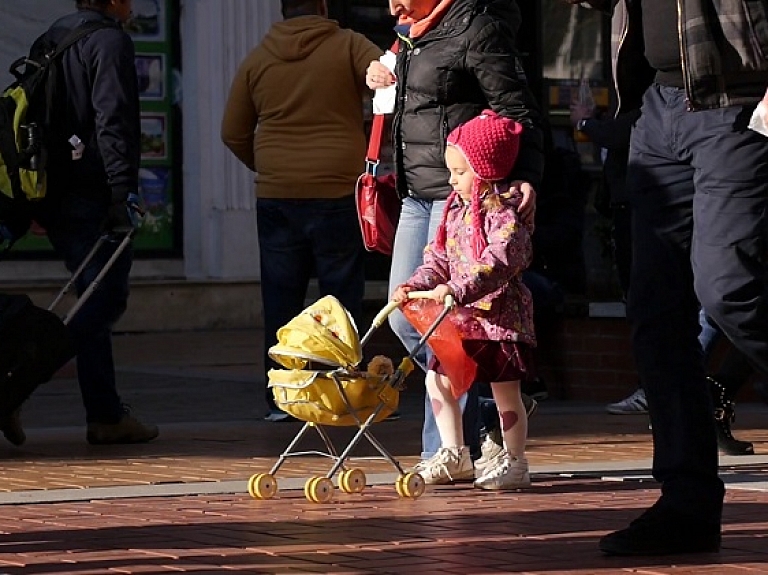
left=369, top=289, right=455, bottom=331
left=407, top=291, right=455, bottom=309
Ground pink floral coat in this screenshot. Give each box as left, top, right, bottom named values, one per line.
left=405, top=191, right=536, bottom=347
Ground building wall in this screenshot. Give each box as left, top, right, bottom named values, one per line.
left=180, top=0, right=282, bottom=281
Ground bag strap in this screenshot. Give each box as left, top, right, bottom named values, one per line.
left=8, top=20, right=117, bottom=81
left=44, top=21, right=120, bottom=126
left=365, top=40, right=400, bottom=173
left=56, top=20, right=118, bottom=54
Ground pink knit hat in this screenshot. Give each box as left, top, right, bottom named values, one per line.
left=447, top=110, right=523, bottom=182
left=436, top=110, right=524, bottom=258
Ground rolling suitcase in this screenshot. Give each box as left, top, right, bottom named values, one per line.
left=0, top=232, right=133, bottom=421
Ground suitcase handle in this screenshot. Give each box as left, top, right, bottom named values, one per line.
left=48, top=231, right=133, bottom=325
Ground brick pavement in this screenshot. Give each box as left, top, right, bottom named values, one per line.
left=0, top=329, right=767, bottom=574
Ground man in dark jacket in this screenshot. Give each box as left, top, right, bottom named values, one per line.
left=568, top=0, right=768, bottom=557
left=21, top=0, right=158, bottom=446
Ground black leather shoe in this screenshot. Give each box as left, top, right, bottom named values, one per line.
left=599, top=501, right=721, bottom=556
left=0, top=409, right=26, bottom=446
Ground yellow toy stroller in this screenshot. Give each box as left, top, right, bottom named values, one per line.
left=247, top=293, right=455, bottom=503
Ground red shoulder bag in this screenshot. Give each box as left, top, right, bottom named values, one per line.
left=355, top=42, right=401, bottom=256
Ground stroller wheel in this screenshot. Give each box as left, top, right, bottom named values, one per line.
left=248, top=473, right=278, bottom=500
left=339, top=468, right=366, bottom=494
left=396, top=472, right=425, bottom=499
left=305, top=476, right=334, bottom=503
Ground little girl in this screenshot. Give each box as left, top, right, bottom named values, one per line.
left=392, top=110, right=536, bottom=490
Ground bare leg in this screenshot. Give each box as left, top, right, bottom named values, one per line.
left=425, top=370, right=463, bottom=448
left=490, top=380, right=527, bottom=459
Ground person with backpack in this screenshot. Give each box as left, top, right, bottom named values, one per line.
left=4, top=0, right=159, bottom=446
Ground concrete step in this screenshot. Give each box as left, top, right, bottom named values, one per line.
left=1, top=278, right=392, bottom=332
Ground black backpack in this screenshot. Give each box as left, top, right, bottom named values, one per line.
left=0, top=21, right=115, bottom=248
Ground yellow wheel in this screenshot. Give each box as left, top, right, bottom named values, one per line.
left=396, top=472, right=425, bottom=499
left=248, top=473, right=277, bottom=500
left=304, top=477, right=320, bottom=502
left=339, top=468, right=366, bottom=494
left=305, top=476, right=334, bottom=503
left=395, top=474, right=406, bottom=497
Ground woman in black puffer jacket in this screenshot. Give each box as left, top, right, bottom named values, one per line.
left=367, top=0, right=544, bottom=466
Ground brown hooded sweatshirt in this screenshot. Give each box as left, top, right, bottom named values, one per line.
left=221, top=16, right=383, bottom=199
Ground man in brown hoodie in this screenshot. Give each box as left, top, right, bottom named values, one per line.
left=221, top=0, right=383, bottom=421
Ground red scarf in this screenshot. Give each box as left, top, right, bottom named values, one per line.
left=392, top=0, right=455, bottom=39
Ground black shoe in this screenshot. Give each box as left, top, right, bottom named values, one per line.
left=264, top=409, right=298, bottom=423
left=0, top=409, right=26, bottom=446
left=522, top=377, right=549, bottom=401
left=384, top=410, right=401, bottom=421
left=599, top=501, right=721, bottom=556
left=708, top=376, right=754, bottom=456
left=521, top=393, right=538, bottom=418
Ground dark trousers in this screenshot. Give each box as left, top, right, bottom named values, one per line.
left=43, top=195, right=132, bottom=424
left=611, top=203, right=632, bottom=297
left=627, top=85, right=768, bottom=521
left=257, top=196, right=366, bottom=411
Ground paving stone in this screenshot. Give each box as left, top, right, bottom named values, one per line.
left=0, top=330, right=766, bottom=573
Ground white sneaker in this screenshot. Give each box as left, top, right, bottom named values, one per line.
left=606, top=388, right=648, bottom=415
left=474, top=451, right=530, bottom=490
left=474, top=429, right=504, bottom=477
left=416, top=446, right=474, bottom=485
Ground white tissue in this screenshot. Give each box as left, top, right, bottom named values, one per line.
left=748, top=101, right=768, bottom=138
left=372, top=50, right=397, bottom=115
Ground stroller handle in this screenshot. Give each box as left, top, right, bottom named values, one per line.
left=368, top=291, right=455, bottom=330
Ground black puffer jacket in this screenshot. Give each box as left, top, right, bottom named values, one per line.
left=392, top=0, right=544, bottom=200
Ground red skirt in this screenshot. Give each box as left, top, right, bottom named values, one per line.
left=429, top=340, right=535, bottom=383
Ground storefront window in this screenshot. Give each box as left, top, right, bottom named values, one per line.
left=540, top=0, right=610, bottom=152
left=542, top=0, right=606, bottom=82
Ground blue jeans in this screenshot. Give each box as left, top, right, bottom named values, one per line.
left=698, top=308, right=721, bottom=359
left=258, top=196, right=365, bottom=411
left=388, top=196, right=480, bottom=459
left=43, top=195, right=132, bottom=424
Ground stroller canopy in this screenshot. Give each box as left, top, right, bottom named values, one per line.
left=268, top=295, right=362, bottom=369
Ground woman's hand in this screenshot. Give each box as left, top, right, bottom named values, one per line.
left=366, top=60, right=396, bottom=90
left=509, top=180, right=537, bottom=227
left=392, top=284, right=413, bottom=303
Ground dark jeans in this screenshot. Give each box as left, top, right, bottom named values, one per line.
left=257, top=196, right=366, bottom=411
left=626, top=84, right=768, bottom=521
left=43, top=195, right=132, bottom=424
left=611, top=203, right=632, bottom=298
left=523, top=269, right=564, bottom=324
